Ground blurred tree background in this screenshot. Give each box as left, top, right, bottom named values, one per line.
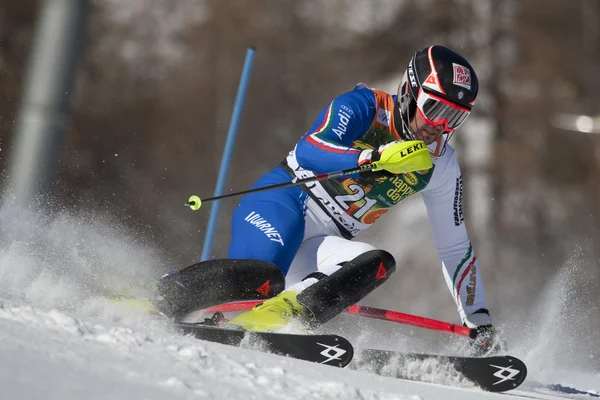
left=1, top=0, right=600, bottom=367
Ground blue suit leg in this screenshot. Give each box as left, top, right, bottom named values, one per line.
left=228, top=166, right=307, bottom=275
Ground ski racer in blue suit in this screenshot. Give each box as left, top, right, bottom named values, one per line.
left=228, top=45, right=502, bottom=355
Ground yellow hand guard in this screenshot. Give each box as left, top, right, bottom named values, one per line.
left=372, top=140, right=432, bottom=174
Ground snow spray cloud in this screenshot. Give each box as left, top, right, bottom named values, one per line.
left=0, top=201, right=167, bottom=311
left=506, top=246, right=600, bottom=374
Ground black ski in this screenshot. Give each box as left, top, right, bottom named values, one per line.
left=176, top=321, right=526, bottom=392
left=175, top=322, right=354, bottom=367
left=352, top=348, right=527, bottom=393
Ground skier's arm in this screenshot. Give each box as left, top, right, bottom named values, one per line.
left=420, top=150, right=490, bottom=325
left=295, top=90, right=375, bottom=174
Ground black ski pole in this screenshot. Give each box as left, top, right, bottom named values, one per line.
left=186, top=139, right=433, bottom=210
left=185, top=163, right=376, bottom=211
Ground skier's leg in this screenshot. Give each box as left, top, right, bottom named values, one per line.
left=152, top=168, right=306, bottom=318
left=285, top=235, right=378, bottom=285
left=228, top=166, right=308, bottom=275
left=231, top=235, right=396, bottom=331
left=290, top=236, right=396, bottom=324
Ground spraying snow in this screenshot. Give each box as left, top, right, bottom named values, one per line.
left=0, top=204, right=598, bottom=399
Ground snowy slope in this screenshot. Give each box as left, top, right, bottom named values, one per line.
left=1, top=299, right=599, bottom=400
left=1, top=207, right=599, bottom=399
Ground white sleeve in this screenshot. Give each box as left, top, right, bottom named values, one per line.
left=420, top=150, right=489, bottom=323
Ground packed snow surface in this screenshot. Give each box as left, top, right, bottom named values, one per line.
left=0, top=207, right=598, bottom=399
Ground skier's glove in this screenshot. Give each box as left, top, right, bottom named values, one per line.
left=358, top=140, right=431, bottom=176
left=464, top=309, right=507, bottom=357
left=471, top=325, right=507, bottom=356
left=357, top=142, right=395, bottom=180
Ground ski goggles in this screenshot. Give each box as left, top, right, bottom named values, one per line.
left=415, top=89, right=471, bottom=132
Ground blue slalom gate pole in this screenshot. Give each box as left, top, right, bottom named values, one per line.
left=201, top=47, right=256, bottom=261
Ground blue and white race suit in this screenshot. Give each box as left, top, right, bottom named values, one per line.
left=228, top=84, right=488, bottom=325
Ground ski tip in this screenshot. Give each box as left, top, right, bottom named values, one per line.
left=478, top=354, right=528, bottom=392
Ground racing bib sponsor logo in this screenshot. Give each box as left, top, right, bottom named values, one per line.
left=286, top=157, right=366, bottom=236
left=318, top=196, right=362, bottom=236
left=386, top=176, right=415, bottom=202
left=403, top=172, right=418, bottom=186
left=453, top=176, right=464, bottom=226
left=452, top=63, right=472, bottom=90
left=245, top=211, right=285, bottom=246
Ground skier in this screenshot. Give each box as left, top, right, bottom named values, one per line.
left=227, top=45, right=502, bottom=355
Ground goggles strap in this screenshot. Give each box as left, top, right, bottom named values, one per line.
left=395, top=94, right=418, bottom=141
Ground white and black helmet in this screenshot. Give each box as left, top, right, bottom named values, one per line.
left=395, top=45, right=479, bottom=141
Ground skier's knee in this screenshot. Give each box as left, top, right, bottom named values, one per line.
left=341, top=249, right=396, bottom=277
left=297, top=249, right=396, bottom=324
left=340, top=241, right=378, bottom=262
left=306, top=249, right=395, bottom=281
